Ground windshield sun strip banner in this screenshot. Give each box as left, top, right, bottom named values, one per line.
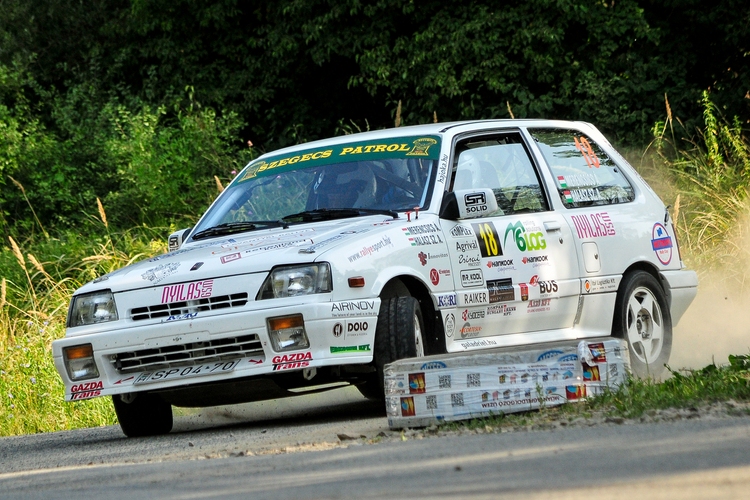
left=234, top=135, right=441, bottom=184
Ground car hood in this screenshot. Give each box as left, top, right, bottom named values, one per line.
left=76, top=217, right=395, bottom=295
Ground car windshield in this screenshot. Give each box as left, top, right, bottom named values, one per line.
left=190, top=135, right=440, bottom=240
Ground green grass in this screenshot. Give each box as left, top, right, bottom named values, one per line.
left=0, top=209, right=172, bottom=436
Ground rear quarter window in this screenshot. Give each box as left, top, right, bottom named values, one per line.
left=529, top=128, right=634, bottom=208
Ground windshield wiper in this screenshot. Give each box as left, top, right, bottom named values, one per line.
left=282, top=208, right=399, bottom=223
left=191, top=221, right=289, bottom=240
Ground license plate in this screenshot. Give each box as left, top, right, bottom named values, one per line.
left=133, top=359, right=241, bottom=385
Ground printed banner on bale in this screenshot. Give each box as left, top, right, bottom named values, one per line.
left=384, top=338, right=629, bottom=429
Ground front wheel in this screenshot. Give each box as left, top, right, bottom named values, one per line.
left=357, top=296, right=425, bottom=400
left=112, top=392, right=173, bottom=438
left=612, top=270, right=672, bottom=379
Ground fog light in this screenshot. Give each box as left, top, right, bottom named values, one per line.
left=267, top=314, right=309, bottom=351
left=63, top=344, right=100, bottom=381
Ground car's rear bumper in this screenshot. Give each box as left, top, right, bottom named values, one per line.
left=660, top=269, right=698, bottom=326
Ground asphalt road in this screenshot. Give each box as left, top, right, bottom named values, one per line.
left=2, top=386, right=750, bottom=499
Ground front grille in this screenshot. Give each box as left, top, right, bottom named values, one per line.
left=111, top=334, right=263, bottom=373
left=130, top=293, right=249, bottom=321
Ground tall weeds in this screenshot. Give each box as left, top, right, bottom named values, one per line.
left=649, top=91, right=750, bottom=282
left=0, top=202, right=168, bottom=436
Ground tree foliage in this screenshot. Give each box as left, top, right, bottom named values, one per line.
left=0, top=0, right=747, bottom=234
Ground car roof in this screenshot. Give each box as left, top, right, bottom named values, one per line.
left=255, top=119, right=595, bottom=160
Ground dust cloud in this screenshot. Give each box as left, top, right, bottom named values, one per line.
left=669, top=208, right=750, bottom=369
left=670, top=275, right=750, bottom=370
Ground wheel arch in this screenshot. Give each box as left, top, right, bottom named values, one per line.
left=620, top=261, right=673, bottom=312
left=379, top=275, right=445, bottom=355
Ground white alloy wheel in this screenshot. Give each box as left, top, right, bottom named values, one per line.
left=613, top=270, right=673, bottom=378
left=625, top=286, right=665, bottom=365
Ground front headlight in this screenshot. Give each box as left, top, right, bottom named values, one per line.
left=257, top=263, right=332, bottom=299
left=67, top=290, right=118, bottom=327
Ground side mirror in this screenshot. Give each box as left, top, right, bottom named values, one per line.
left=439, top=189, right=498, bottom=220
left=168, top=227, right=193, bottom=251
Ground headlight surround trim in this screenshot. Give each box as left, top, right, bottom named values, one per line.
left=257, top=263, right=332, bottom=299
left=67, top=290, right=119, bottom=328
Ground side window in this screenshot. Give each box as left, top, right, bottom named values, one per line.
left=529, top=128, right=635, bottom=208
left=450, top=133, right=548, bottom=216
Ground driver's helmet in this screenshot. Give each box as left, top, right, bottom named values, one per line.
left=454, top=152, right=498, bottom=190
left=313, top=163, right=377, bottom=208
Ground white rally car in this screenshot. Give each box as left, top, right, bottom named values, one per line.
left=53, top=120, right=698, bottom=437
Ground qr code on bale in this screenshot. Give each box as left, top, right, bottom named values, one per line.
left=451, top=393, right=464, bottom=407
left=426, top=395, right=437, bottom=410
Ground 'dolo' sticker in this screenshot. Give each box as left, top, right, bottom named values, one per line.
left=651, top=223, right=673, bottom=265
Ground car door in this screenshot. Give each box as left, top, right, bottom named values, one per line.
left=443, top=130, right=580, bottom=348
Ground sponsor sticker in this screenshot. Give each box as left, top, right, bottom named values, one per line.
left=570, top=212, right=616, bottom=239
left=450, top=224, right=474, bottom=238
left=221, top=252, right=241, bottom=264
left=330, top=344, right=371, bottom=354
left=458, top=339, right=498, bottom=350
left=236, top=136, right=441, bottom=183
left=272, top=351, right=313, bottom=371
left=160, top=279, right=214, bottom=304
left=331, top=300, right=377, bottom=317
left=163, top=312, right=199, bottom=323
left=461, top=291, right=489, bottom=306
left=430, top=268, right=440, bottom=286
left=345, top=321, right=370, bottom=338
left=70, top=380, right=103, bottom=401
left=504, top=221, right=546, bottom=252
left=651, top=223, right=673, bottom=265
left=464, top=192, right=489, bottom=215
left=436, top=293, right=457, bottom=308
left=402, top=224, right=444, bottom=246
left=527, top=298, right=552, bottom=313
left=583, top=277, right=617, bottom=294
left=347, top=235, right=393, bottom=263
left=332, top=322, right=344, bottom=337
left=487, top=278, right=514, bottom=303
left=445, top=313, right=456, bottom=337
left=486, top=258, right=514, bottom=272
left=460, top=322, right=482, bottom=338
left=460, top=269, right=484, bottom=288
left=486, top=304, right=516, bottom=316
left=141, top=262, right=181, bottom=284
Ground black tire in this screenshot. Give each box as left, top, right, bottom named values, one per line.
left=357, top=296, right=425, bottom=400
left=112, top=392, right=173, bottom=437
left=612, top=270, right=672, bottom=379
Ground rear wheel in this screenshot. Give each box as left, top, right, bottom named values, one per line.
left=612, top=270, right=672, bottom=379
left=112, top=392, right=173, bottom=437
left=357, top=296, right=425, bottom=400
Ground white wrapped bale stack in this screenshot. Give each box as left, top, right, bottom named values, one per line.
left=384, top=338, right=630, bottom=429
